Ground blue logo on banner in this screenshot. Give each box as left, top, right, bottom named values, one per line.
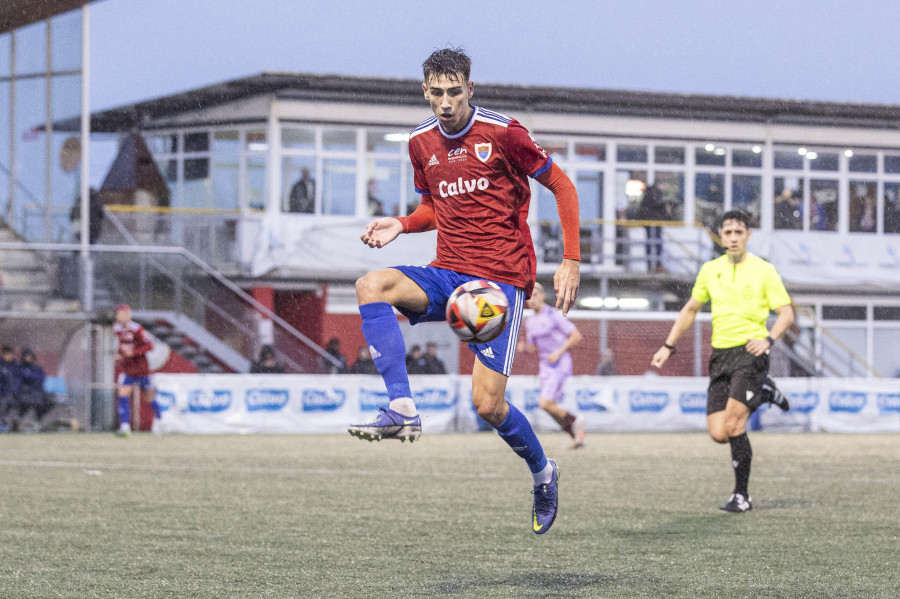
left=524, top=389, right=541, bottom=411
left=876, top=393, right=900, bottom=413
left=788, top=392, right=819, bottom=413
left=679, top=392, right=707, bottom=413
left=629, top=391, right=669, bottom=412
left=155, top=391, right=175, bottom=413
left=187, top=390, right=232, bottom=413
left=828, top=391, right=866, bottom=413
left=414, top=388, right=456, bottom=410
left=301, top=388, right=346, bottom=412
left=359, top=389, right=389, bottom=412
left=246, top=389, right=289, bottom=412
left=575, top=389, right=608, bottom=412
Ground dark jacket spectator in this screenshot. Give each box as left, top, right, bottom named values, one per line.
left=0, top=345, right=22, bottom=397
left=595, top=349, right=618, bottom=376
left=70, top=188, right=105, bottom=244
left=250, top=345, right=286, bottom=374
left=350, top=346, right=379, bottom=374
left=322, top=338, right=348, bottom=374
left=406, top=345, right=427, bottom=374
left=16, top=349, right=54, bottom=423
left=422, top=343, right=447, bottom=375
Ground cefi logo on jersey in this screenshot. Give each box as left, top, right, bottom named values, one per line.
left=448, top=147, right=468, bottom=163
left=439, top=177, right=489, bottom=198
left=474, top=142, right=492, bottom=162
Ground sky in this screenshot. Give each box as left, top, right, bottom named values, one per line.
left=89, top=0, right=900, bottom=111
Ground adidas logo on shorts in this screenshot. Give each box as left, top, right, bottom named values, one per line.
left=480, top=347, right=495, bottom=359
left=428, top=154, right=439, bottom=167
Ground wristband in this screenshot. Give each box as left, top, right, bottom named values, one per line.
left=663, top=343, right=676, bottom=355
left=765, top=336, right=775, bottom=347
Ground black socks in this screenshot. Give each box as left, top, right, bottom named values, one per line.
left=729, top=433, right=753, bottom=497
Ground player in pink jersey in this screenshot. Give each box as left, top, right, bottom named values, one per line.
left=519, top=282, right=585, bottom=449
left=348, top=47, right=581, bottom=534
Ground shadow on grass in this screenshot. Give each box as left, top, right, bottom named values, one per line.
left=431, top=572, right=653, bottom=596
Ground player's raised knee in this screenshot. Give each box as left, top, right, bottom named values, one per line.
left=355, top=271, right=389, bottom=304
left=708, top=429, right=729, bottom=444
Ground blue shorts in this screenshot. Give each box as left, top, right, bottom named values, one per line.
left=392, top=265, right=524, bottom=376
left=118, top=374, right=153, bottom=390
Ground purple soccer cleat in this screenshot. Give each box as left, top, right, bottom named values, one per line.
left=532, top=459, right=559, bottom=534
left=348, top=407, right=421, bottom=443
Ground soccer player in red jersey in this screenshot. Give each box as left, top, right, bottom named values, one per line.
left=348, top=48, right=580, bottom=534
left=113, top=304, right=160, bottom=435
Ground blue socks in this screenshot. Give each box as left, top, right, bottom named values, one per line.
left=359, top=302, right=412, bottom=400
left=495, top=402, right=548, bottom=474
left=117, top=396, right=130, bottom=427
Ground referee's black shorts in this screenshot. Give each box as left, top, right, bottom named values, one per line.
left=707, top=345, right=770, bottom=415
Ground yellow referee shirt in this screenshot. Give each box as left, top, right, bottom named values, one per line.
left=691, top=252, right=791, bottom=349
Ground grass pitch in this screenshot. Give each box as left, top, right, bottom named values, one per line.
left=0, top=432, right=897, bottom=598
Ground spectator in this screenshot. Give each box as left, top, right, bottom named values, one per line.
left=406, top=344, right=427, bottom=374
left=0, top=345, right=22, bottom=431
left=856, top=194, right=876, bottom=232
left=322, top=338, right=348, bottom=374
left=250, top=345, right=286, bottom=374
left=422, top=342, right=447, bottom=374
left=640, top=183, right=668, bottom=272
left=288, top=167, right=315, bottom=213
left=366, top=178, right=385, bottom=217
left=69, top=188, right=105, bottom=244
left=595, top=348, right=618, bottom=376
left=350, top=345, right=379, bottom=374
left=774, top=188, right=801, bottom=230
left=15, top=349, right=53, bottom=430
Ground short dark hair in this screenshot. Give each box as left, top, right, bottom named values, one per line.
left=720, top=209, right=752, bottom=230
left=422, top=47, right=471, bottom=84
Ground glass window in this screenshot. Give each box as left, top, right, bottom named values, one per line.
left=809, top=180, right=838, bottom=231
left=732, top=175, right=761, bottom=227
left=182, top=159, right=211, bottom=209
left=616, top=169, right=647, bottom=219
left=874, top=306, right=900, bottom=321
left=732, top=149, right=762, bottom=168
left=184, top=132, right=209, bottom=153
left=212, top=131, right=239, bottom=211
left=774, top=150, right=804, bottom=170
left=654, top=172, right=684, bottom=221
left=873, top=329, right=900, bottom=378
left=282, top=156, right=316, bottom=213
left=654, top=146, right=684, bottom=165
left=575, top=171, right=602, bottom=220
left=885, top=155, right=900, bottom=174
left=696, top=145, right=726, bottom=166
left=616, top=144, right=647, bottom=163
left=323, top=129, right=356, bottom=152
left=164, top=159, right=178, bottom=184
left=848, top=153, right=877, bottom=173
left=808, top=152, right=838, bottom=171
left=366, top=159, right=401, bottom=217
left=14, top=78, right=46, bottom=240
left=574, top=142, right=606, bottom=162
left=0, top=34, right=10, bottom=78
left=146, top=134, right=177, bottom=155
left=0, top=81, right=9, bottom=179
left=822, top=305, right=866, bottom=320
left=694, top=173, right=725, bottom=231
left=282, top=127, right=314, bottom=150
left=322, top=158, right=356, bottom=215
left=51, top=74, right=80, bottom=120
left=539, top=138, right=567, bottom=160
left=849, top=181, right=877, bottom=233
left=50, top=11, right=82, bottom=72
left=366, top=130, right=405, bottom=154
left=536, top=183, right=557, bottom=222
left=773, top=177, right=803, bottom=230
left=14, top=21, right=47, bottom=75
left=245, top=130, right=267, bottom=153
left=245, top=155, right=265, bottom=210
left=884, top=182, right=900, bottom=234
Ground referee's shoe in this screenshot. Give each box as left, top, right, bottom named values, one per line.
left=761, top=377, right=789, bottom=411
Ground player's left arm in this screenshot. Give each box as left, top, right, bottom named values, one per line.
left=548, top=327, right=582, bottom=365
left=535, top=163, right=580, bottom=315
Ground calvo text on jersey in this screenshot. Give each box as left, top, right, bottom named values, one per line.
left=438, top=177, right=490, bottom=198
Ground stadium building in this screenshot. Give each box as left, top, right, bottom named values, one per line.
left=3, top=2, right=900, bottom=430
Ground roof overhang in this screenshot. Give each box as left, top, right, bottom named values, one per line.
left=0, top=0, right=97, bottom=34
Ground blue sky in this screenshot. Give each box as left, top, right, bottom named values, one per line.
left=90, top=0, right=900, bottom=110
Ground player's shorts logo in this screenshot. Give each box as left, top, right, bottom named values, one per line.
left=475, top=142, right=492, bottom=162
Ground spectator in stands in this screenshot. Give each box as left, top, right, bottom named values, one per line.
left=288, top=167, right=316, bottom=213
left=640, top=183, right=668, bottom=272
left=422, top=342, right=447, bottom=374
left=595, top=348, right=618, bottom=376
left=350, top=345, right=379, bottom=374
left=884, top=191, right=900, bottom=233
left=367, top=178, right=385, bottom=217
left=69, top=187, right=105, bottom=244
left=405, top=344, right=427, bottom=374
left=250, top=345, right=286, bottom=374
left=0, top=346, right=22, bottom=431
left=774, top=188, right=801, bottom=230
left=855, top=194, right=877, bottom=232
left=809, top=194, right=828, bottom=231
left=322, top=337, right=348, bottom=374
left=15, top=349, right=53, bottom=430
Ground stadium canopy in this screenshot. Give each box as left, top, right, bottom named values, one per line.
left=52, top=71, right=900, bottom=134
left=0, top=0, right=96, bottom=33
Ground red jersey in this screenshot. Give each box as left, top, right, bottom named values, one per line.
left=408, top=106, right=551, bottom=296
left=114, top=320, right=153, bottom=377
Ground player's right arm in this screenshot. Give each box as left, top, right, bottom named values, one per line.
left=651, top=297, right=703, bottom=369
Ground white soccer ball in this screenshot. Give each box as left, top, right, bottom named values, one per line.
left=445, top=280, right=509, bottom=343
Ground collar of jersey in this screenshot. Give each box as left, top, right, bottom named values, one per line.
left=438, top=106, right=478, bottom=139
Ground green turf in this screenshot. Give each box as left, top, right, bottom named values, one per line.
left=0, top=432, right=897, bottom=598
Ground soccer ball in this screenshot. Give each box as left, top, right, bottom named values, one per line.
left=445, top=280, right=509, bottom=343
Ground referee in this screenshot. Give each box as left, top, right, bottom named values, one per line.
left=651, top=210, right=794, bottom=512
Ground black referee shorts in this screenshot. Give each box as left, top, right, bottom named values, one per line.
left=706, top=345, right=770, bottom=415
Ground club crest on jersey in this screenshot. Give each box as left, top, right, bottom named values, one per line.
left=474, top=142, right=492, bottom=163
